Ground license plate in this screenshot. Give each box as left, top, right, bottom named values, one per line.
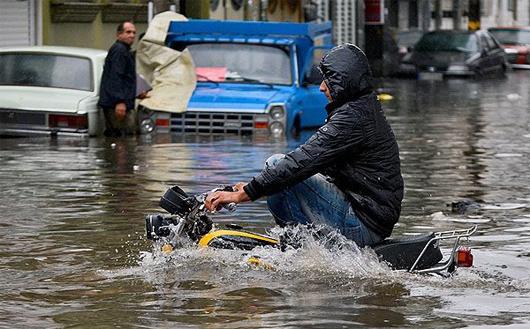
left=418, top=72, right=443, bottom=81
left=0, top=110, right=45, bottom=125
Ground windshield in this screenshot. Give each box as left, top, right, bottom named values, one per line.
left=0, top=53, right=92, bottom=91
left=187, top=43, right=292, bottom=85
left=397, top=31, right=424, bottom=47
left=415, top=32, right=478, bottom=53
left=489, top=29, right=530, bottom=45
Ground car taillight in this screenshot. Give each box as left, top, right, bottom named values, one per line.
left=49, top=114, right=88, bottom=129
left=456, top=247, right=473, bottom=267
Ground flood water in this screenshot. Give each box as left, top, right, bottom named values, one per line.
left=1, top=72, right=530, bottom=328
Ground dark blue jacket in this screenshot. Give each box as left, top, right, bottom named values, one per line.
left=98, top=41, right=136, bottom=110
left=244, top=44, right=404, bottom=238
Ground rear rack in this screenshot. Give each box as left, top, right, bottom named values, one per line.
left=409, top=225, right=478, bottom=274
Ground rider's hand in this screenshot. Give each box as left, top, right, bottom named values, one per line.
left=232, top=182, right=247, bottom=192
left=205, top=182, right=250, bottom=212
left=137, top=91, right=150, bottom=99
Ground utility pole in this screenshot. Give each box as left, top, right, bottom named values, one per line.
left=419, top=0, right=430, bottom=32
left=453, top=0, right=463, bottom=30
left=433, top=0, right=441, bottom=30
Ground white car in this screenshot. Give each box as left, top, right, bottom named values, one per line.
left=0, top=46, right=107, bottom=136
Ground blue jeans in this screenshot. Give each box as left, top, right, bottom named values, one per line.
left=265, top=154, right=382, bottom=247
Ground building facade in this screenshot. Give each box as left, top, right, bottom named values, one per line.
left=1, top=0, right=530, bottom=74
left=0, top=0, right=207, bottom=49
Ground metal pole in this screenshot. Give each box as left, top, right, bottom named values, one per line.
left=420, top=0, right=431, bottom=32
left=148, top=1, right=154, bottom=24
left=453, top=0, right=462, bottom=30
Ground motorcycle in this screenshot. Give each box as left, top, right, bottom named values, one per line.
left=145, top=185, right=477, bottom=276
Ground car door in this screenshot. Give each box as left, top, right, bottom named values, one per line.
left=484, top=32, right=506, bottom=72
left=478, top=33, right=494, bottom=74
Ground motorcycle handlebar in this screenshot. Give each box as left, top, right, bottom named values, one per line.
left=202, top=185, right=238, bottom=213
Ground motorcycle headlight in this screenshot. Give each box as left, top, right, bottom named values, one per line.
left=145, top=214, right=175, bottom=240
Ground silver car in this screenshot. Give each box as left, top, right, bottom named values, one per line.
left=0, top=46, right=107, bottom=136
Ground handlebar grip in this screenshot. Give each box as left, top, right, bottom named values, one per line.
left=222, top=185, right=235, bottom=192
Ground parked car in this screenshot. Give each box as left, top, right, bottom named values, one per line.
left=382, top=29, right=401, bottom=77
left=488, top=27, right=530, bottom=69
left=396, top=29, right=424, bottom=58
left=399, top=30, right=508, bottom=79
left=0, top=46, right=107, bottom=137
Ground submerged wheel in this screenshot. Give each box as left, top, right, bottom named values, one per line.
left=291, top=114, right=301, bottom=137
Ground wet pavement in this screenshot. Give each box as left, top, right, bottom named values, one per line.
left=1, top=71, right=529, bottom=328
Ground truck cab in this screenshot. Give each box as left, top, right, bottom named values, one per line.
left=140, top=19, right=333, bottom=138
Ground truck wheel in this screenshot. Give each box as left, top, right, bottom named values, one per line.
left=291, top=115, right=301, bottom=137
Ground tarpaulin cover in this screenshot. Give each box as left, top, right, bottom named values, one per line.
left=136, top=11, right=196, bottom=113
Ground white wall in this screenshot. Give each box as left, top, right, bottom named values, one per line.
left=0, top=0, right=38, bottom=47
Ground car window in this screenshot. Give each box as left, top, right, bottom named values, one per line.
left=489, top=29, right=530, bottom=45
left=484, top=34, right=498, bottom=50
left=480, top=36, right=490, bottom=51
left=415, top=32, right=478, bottom=53
left=0, top=53, right=93, bottom=91
left=304, top=47, right=330, bottom=85
left=397, top=30, right=424, bottom=47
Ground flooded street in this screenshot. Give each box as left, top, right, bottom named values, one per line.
left=1, top=72, right=530, bottom=328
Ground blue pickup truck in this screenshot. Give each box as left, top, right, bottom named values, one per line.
left=140, top=19, right=333, bottom=137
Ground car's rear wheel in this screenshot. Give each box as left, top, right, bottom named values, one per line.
left=500, top=63, right=508, bottom=78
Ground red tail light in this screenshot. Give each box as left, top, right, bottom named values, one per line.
left=456, top=247, right=473, bottom=267
left=254, top=121, right=269, bottom=129
left=155, top=118, right=170, bottom=127
left=49, top=114, right=88, bottom=129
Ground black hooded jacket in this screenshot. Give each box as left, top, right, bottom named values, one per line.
left=244, top=44, right=404, bottom=238
left=98, top=41, right=136, bottom=110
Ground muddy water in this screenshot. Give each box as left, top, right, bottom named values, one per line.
left=1, top=72, right=529, bottom=328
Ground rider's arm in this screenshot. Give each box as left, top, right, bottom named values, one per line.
left=244, top=109, right=364, bottom=201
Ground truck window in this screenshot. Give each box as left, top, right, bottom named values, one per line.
left=304, top=47, right=330, bottom=85
left=187, top=43, right=292, bottom=85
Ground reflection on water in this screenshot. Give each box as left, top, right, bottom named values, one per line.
left=1, top=72, right=530, bottom=327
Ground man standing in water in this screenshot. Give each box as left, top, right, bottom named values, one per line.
left=98, top=21, right=140, bottom=137
left=205, top=44, right=404, bottom=247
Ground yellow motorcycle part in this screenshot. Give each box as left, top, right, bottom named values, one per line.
left=198, top=229, right=278, bottom=247
left=161, top=243, right=174, bottom=254
left=247, top=256, right=275, bottom=270
left=378, top=93, right=394, bottom=101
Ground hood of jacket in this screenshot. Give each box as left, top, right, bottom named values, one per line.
left=318, top=44, right=374, bottom=113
